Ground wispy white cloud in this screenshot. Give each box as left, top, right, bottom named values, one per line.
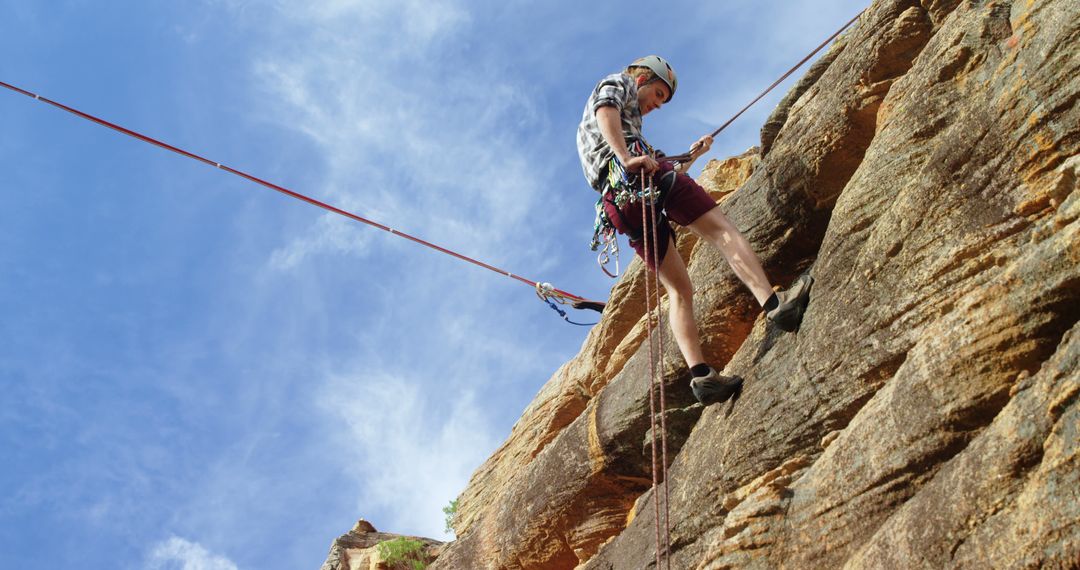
left=268, top=211, right=373, bottom=270
left=147, top=536, right=239, bottom=570
left=239, top=0, right=554, bottom=272
left=317, top=368, right=498, bottom=538
left=210, top=0, right=610, bottom=545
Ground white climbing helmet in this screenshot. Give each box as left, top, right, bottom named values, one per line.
left=629, top=55, right=678, bottom=101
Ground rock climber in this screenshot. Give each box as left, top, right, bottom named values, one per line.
left=576, top=55, right=813, bottom=406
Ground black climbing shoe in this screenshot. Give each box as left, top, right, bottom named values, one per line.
left=690, top=368, right=743, bottom=406
left=767, top=274, right=814, bottom=332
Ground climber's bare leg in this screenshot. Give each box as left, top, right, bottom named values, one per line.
left=687, top=208, right=773, bottom=305
left=655, top=237, right=705, bottom=368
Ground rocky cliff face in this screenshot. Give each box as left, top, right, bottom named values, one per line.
left=324, top=0, right=1079, bottom=568
left=320, top=520, right=443, bottom=570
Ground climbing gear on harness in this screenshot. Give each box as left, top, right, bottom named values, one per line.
left=628, top=55, right=677, bottom=101
left=590, top=140, right=671, bottom=278
left=0, top=79, right=603, bottom=327
left=594, top=225, right=621, bottom=278
left=605, top=141, right=666, bottom=209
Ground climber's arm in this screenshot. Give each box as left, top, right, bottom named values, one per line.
left=596, top=105, right=658, bottom=174
left=673, top=134, right=714, bottom=174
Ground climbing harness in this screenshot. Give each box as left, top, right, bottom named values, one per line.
left=0, top=79, right=604, bottom=326
left=590, top=141, right=671, bottom=278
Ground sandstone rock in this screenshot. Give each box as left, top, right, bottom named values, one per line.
left=760, top=43, right=843, bottom=157
left=697, top=148, right=761, bottom=200
left=320, top=519, right=443, bottom=570
left=848, top=322, right=1080, bottom=570
left=429, top=345, right=702, bottom=569
left=642, top=403, right=707, bottom=472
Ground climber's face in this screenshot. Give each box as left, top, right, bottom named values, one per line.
left=636, top=77, right=671, bottom=116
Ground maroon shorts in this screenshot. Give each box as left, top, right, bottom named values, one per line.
left=602, top=161, right=717, bottom=270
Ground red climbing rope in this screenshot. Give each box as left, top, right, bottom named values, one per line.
left=640, top=177, right=662, bottom=568
left=0, top=79, right=585, bottom=305
left=646, top=183, right=672, bottom=570
left=640, top=175, right=672, bottom=569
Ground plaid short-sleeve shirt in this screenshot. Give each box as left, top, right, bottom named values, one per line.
left=576, top=72, right=649, bottom=191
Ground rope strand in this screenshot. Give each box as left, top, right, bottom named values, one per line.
left=646, top=181, right=672, bottom=570
left=640, top=173, right=673, bottom=568
left=0, top=79, right=586, bottom=305
left=640, top=176, right=664, bottom=569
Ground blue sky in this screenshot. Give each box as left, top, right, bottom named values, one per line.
left=1, top=1, right=867, bottom=568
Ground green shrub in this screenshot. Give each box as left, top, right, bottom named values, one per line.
left=376, top=537, right=427, bottom=570
left=442, top=499, right=459, bottom=534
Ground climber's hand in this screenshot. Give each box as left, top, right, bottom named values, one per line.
left=690, top=135, right=713, bottom=159
left=625, top=154, right=659, bottom=174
